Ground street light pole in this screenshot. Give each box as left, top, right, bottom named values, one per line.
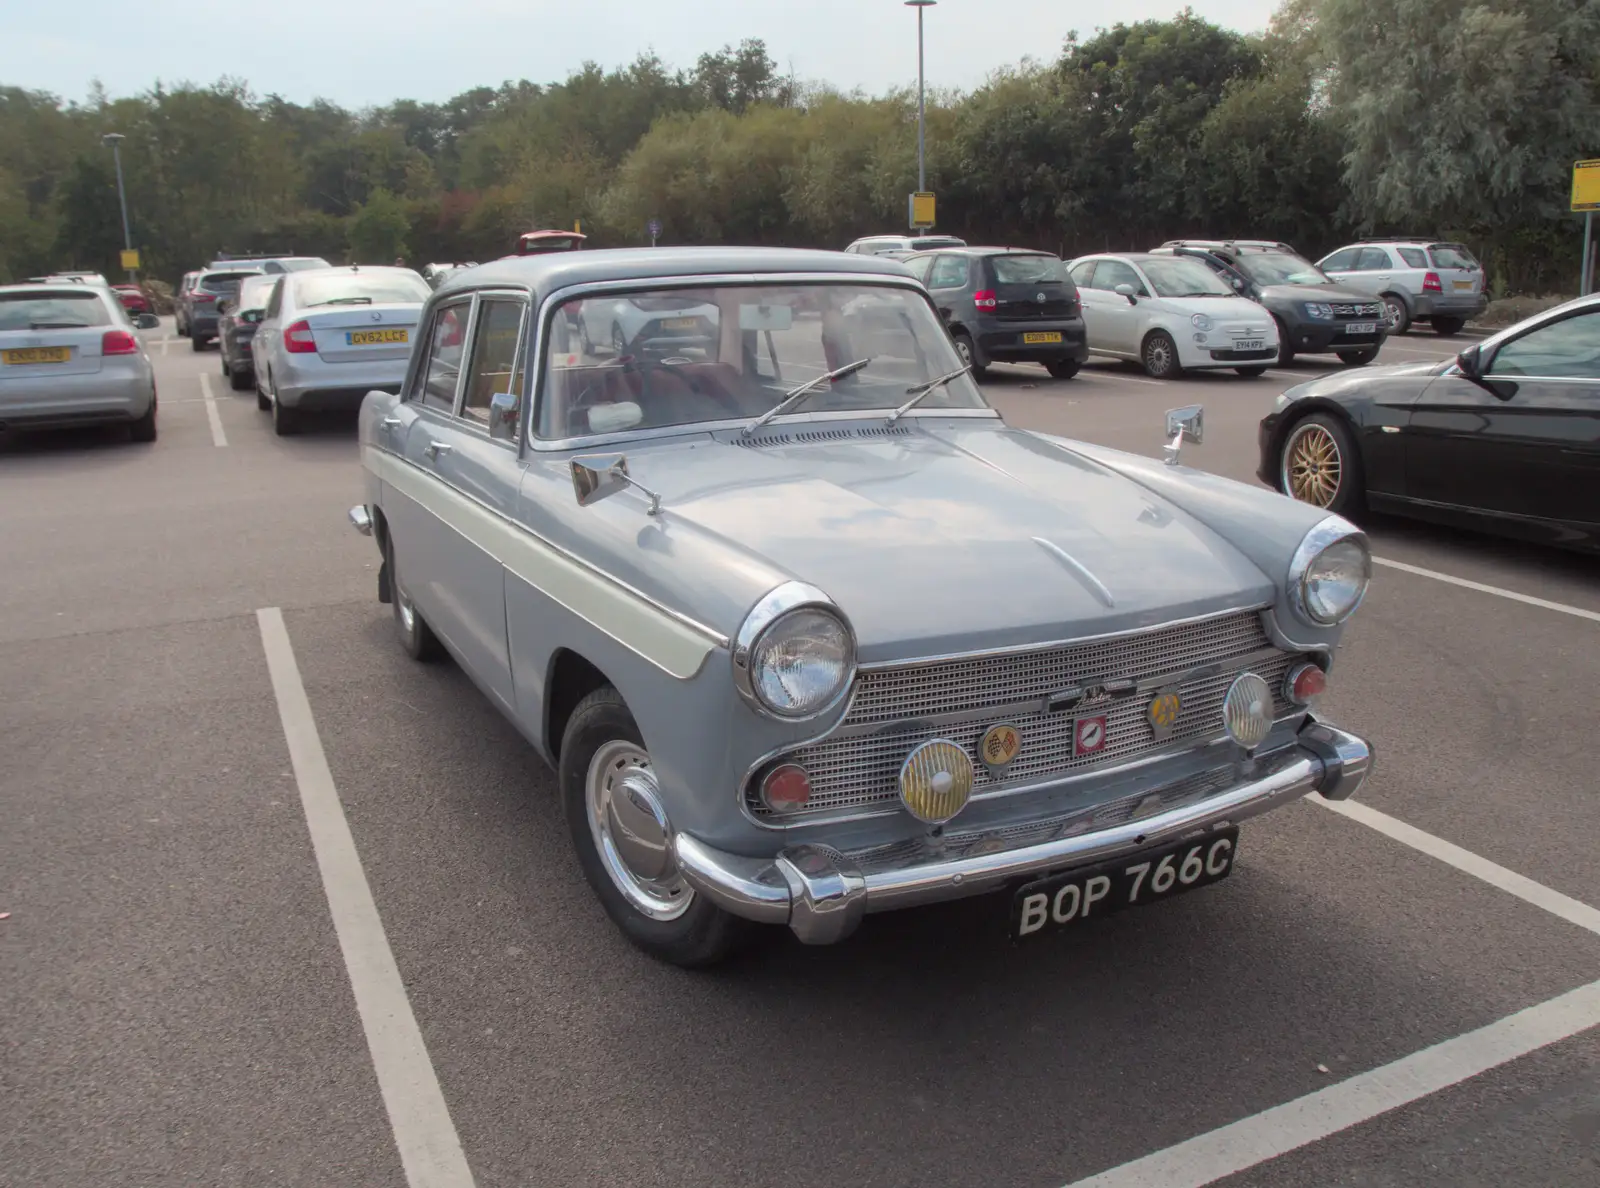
left=101, top=132, right=134, bottom=279
left=906, top=0, right=935, bottom=194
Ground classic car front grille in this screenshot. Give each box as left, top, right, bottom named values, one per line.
left=748, top=611, right=1297, bottom=819
left=1331, top=302, right=1383, bottom=319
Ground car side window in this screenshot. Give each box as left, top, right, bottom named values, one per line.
left=1068, top=261, right=1097, bottom=289
left=927, top=256, right=968, bottom=290
left=1354, top=248, right=1393, bottom=271
left=461, top=298, right=528, bottom=428
left=1487, top=310, right=1600, bottom=381
left=414, top=299, right=472, bottom=410
left=906, top=255, right=935, bottom=283
left=264, top=279, right=284, bottom=319
left=1094, top=260, right=1147, bottom=295
left=1398, top=247, right=1429, bottom=268
left=1320, top=248, right=1358, bottom=271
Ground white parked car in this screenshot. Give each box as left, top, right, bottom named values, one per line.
left=1068, top=253, right=1280, bottom=378
left=0, top=282, right=160, bottom=441
left=252, top=266, right=431, bottom=435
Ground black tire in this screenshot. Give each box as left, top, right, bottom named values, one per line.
left=610, top=322, right=627, bottom=356
left=1044, top=359, right=1081, bottom=380
left=128, top=398, right=157, bottom=443
left=1381, top=294, right=1411, bottom=336
left=579, top=319, right=594, bottom=355
left=221, top=354, right=232, bottom=376
left=388, top=542, right=443, bottom=662
left=1432, top=316, right=1465, bottom=337
left=559, top=686, right=750, bottom=968
left=1274, top=317, right=1296, bottom=367
left=175, top=314, right=188, bottom=337
left=1278, top=411, right=1364, bottom=515
left=1235, top=366, right=1268, bottom=377
left=229, top=365, right=253, bottom=391
left=257, top=387, right=271, bottom=411
left=1337, top=348, right=1378, bottom=366
left=953, top=331, right=989, bottom=379
left=271, top=392, right=300, bottom=436
left=191, top=334, right=206, bottom=353
left=1140, top=330, right=1181, bottom=379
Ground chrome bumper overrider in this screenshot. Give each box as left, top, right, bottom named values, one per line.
left=674, top=718, right=1371, bottom=945
left=348, top=504, right=373, bottom=536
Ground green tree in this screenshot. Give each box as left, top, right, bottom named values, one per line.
left=347, top=187, right=410, bottom=262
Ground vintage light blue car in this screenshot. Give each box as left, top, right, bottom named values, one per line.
left=349, top=247, right=1373, bottom=966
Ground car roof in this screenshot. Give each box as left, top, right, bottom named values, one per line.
left=0, top=282, right=114, bottom=299
left=434, top=247, right=914, bottom=301
left=1075, top=252, right=1165, bottom=264
left=909, top=246, right=1058, bottom=258
left=1158, top=239, right=1297, bottom=254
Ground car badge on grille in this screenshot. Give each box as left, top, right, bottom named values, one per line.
left=1035, top=292, right=1046, bottom=303
left=979, top=723, right=1022, bottom=771
left=1074, top=715, right=1109, bottom=756
left=1046, top=679, right=1136, bottom=714
left=1146, top=689, right=1182, bottom=740
left=370, top=312, right=383, bottom=322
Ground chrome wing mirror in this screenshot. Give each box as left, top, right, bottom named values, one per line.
left=1163, top=405, right=1204, bottom=466
left=571, top=453, right=662, bottom=516
left=488, top=391, right=518, bottom=441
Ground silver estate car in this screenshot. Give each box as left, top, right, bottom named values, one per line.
left=348, top=248, right=1374, bottom=967
left=253, top=265, right=431, bottom=435
left=0, top=282, right=160, bottom=440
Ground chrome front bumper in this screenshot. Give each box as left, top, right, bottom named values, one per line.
left=674, top=718, right=1371, bottom=945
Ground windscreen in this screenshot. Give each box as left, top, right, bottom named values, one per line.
left=989, top=254, right=1068, bottom=284
left=1234, top=252, right=1332, bottom=286
left=294, top=271, right=429, bottom=307
left=202, top=271, right=260, bottom=291
left=1141, top=257, right=1236, bottom=297
left=909, top=237, right=965, bottom=251
left=0, top=291, right=112, bottom=330
left=274, top=258, right=332, bottom=272
left=237, top=277, right=277, bottom=313
left=540, top=282, right=986, bottom=439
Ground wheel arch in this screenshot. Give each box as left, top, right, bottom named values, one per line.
left=545, top=648, right=617, bottom=763
left=1268, top=399, right=1365, bottom=491
left=1379, top=288, right=1415, bottom=313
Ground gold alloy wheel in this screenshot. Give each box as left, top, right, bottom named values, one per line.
left=1282, top=422, right=1342, bottom=508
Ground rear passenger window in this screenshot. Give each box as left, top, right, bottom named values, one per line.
left=906, top=256, right=935, bottom=283
left=928, top=256, right=968, bottom=289
left=1398, top=248, right=1429, bottom=268
left=1068, top=261, right=1097, bottom=288
left=461, top=299, right=527, bottom=428
left=415, top=299, right=471, bottom=410
left=1354, top=248, right=1393, bottom=271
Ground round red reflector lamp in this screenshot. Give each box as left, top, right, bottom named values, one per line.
left=761, top=764, right=811, bottom=813
left=1286, top=662, right=1327, bottom=705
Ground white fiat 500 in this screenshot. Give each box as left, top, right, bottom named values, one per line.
left=1069, top=253, right=1280, bottom=379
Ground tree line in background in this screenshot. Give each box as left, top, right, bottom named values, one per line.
left=1, top=1, right=1595, bottom=296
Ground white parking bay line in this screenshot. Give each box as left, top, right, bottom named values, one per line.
left=197, top=372, right=227, bottom=447
left=1062, top=979, right=1600, bottom=1188
left=1373, top=556, right=1600, bottom=625
left=255, top=608, right=476, bottom=1188
left=1315, top=797, right=1600, bottom=936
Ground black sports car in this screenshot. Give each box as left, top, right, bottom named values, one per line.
left=1258, top=294, right=1600, bottom=553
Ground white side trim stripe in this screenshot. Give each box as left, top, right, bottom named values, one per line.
left=368, top=447, right=715, bottom=679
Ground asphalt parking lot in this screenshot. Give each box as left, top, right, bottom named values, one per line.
left=3, top=322, right=1597, bottom=1188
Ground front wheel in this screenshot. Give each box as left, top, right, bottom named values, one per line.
left=1044, top=359, right=1081, bottom=380
left=1279, top=412, right=1364, bottom=515
left=1141, top=330, right=1181, bottom=379
left=1274, top=317, right=1296, bottom=367
left=1432, top=316, right=1465, bottom=337
left=559, top=686, right=749, bottom=967
left=1337, top=348, right=1378, bottom=366
left=1381, top=294, right=1411, bottom=335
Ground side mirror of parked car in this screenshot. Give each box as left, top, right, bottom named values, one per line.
left=488, top=391, right=519, bottom=441
left=571, top=452, right=662, bottom=516
left=1456, top=343, right=1518, bottom=400
left=1456, top=344, right=1482, bottom=377
left=242, top=310, right=264, bottom=324
left=1163, top=404, right=1204, bottom=466
left=135, top=313, right=160, bottom=329
left=1114, top=284, right=1138, bottom=305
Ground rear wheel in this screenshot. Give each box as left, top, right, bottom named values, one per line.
left=953, top=331, right=988, bottom=379
left=1141, top=330, right=1181, bottom=379
left=128, top=398, right=157, bottom=444
left=610, top=322, right=627, bottom=357
left=1279, top=413, right=1363, bottom=515
left=1235, top=366, right=1268, bottom=377
left=1381, top=294, right=1411, bottom=335
left=229, top=365, right=253, bottom=391
left=191, top=334, right=206, bottom=353
left=1337, top=348, right=1378, bottom=366
left=389, top=543, right=443, bottom=662
left=271, top=392, right=300, bottom=436
left=1432, top=316, right=1465, bottom=337
left=1044, top=359, right=1080, bottom=380
left=559, top=686, right=749, bottom=968
left=1274, top=317, right=1296, bottom=367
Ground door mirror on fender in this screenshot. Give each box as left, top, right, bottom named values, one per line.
left=488, top=391, right=519, bottom=441
left=1114, top=284, right=1138, bottom=305
left=1456, top=344, right=1482, bottom=377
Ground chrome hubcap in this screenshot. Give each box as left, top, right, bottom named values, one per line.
left=611, top=325, right=626, bottom=356
left=1383, top=299, right=1405, bottom=329
left=1283, top=424, right=1342, bottom=508
left=1147, top=339, right=1173, bottom=374
left=956, top=339, right=972, bottom=364
left=585, top=740, right=692, bottom=920
left=397, top=586, right=416, bottom=633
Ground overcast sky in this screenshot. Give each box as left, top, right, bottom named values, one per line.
left=3, top=0, right=1281, bottom=109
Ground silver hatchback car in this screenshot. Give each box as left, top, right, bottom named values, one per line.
left=253, top=266, right=431, bottom=435
left=0, top=283, right=160, bottom=441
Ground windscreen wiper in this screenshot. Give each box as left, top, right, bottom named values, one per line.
left=308, top=297, right=373, bottom=307
left=29, top=321, right=88, bottom=329
left=886, top=364, right=972, bottom=424
left=740, top=357, right=872, bottom=437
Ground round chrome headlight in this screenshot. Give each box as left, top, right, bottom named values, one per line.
left=1191, top=313, right=1214, bottom=332
left=734, top=582, right=856, bottom=719
left=1288, top=517, right=1371, bottom=627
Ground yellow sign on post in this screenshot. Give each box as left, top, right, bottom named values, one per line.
left=1572, top=160, right=1600, bottom=212
left=120, top=249, right=140, bottom=270
left=909, top=191, right=936, bottom=230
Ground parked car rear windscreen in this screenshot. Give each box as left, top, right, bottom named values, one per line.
left=295, top=272, right=430, bottom=307
left=989, top=254, right=1069, bottom=284
left=0, top=290, right=112, bottom=330
left=1428, top=244, right=1478, bottom=270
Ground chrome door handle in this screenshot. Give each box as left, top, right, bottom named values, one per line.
left=381, top=417, right=402, bottom=431
left=423, top=440, right=453, bottom=459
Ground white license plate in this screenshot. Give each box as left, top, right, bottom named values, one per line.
left=1233, top=339, right=1264, bottom=351
left=1344, top=322, right=1377, bottom=334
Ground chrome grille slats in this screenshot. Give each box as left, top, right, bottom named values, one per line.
left=1330, top=302, right=1383, bottom=318
left=749, top=611, right=1293, bottom=819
